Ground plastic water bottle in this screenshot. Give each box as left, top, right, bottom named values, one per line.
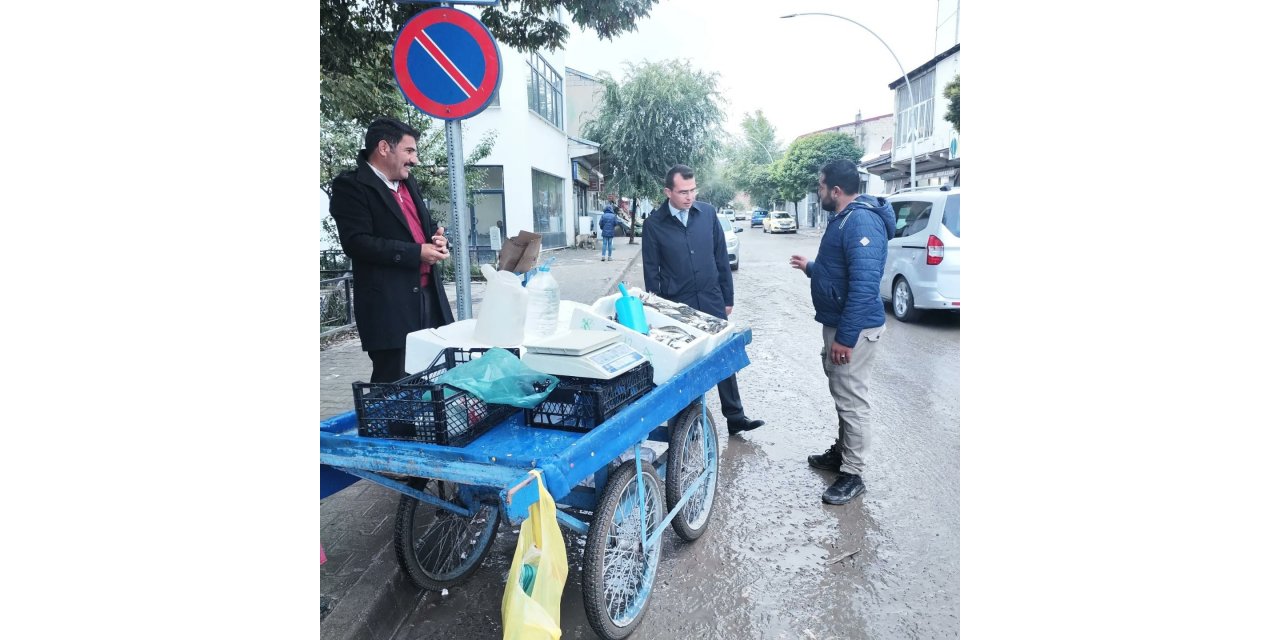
left=524, top=260, right=561, bottom=339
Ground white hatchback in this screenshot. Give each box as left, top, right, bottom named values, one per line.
left=878, top=187, right=961, bottom=322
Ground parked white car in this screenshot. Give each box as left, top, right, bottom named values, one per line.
left=878, top=187, right=961, bottom=322
left=762, top=211, right=796, bottom=233
left=718, top=215, right=742, bottom=270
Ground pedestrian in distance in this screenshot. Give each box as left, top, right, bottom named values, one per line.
left=643, top=164, right=765, bottom=436
left=788, top=158, right=894, bottom=505
left=329, top=117, right=455, bottom=383
left=600, top=198, right=618, bottom=261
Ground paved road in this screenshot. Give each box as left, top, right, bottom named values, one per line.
left=382, top=225, right=961, bottom=638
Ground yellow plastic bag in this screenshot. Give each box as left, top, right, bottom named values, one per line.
left=501, top=470, right=568, bottom=640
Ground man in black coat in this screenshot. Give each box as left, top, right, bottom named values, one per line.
left=330, top=117, right=455, bottom=383
left=642, top=164, right=765, bottom=435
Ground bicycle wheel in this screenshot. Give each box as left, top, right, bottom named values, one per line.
left=665, top=403, right=719, bottom=541
left=582, top=460, right=665, bottom=640
left=393, top=478, right=499, bottom=590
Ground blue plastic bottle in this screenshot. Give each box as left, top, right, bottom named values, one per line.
left=615, top=284, right=650, bottom=334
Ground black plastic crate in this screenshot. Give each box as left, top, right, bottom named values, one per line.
left=525, top=362, right=655, bottom=432
left=352, top=348, right=520, bottom=445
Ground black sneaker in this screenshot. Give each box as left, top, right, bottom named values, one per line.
left=807, top=441, right=842, bottom=472
left=727, top=417, right=765, bottom=435
left=822, top=473, right=865, bottom=505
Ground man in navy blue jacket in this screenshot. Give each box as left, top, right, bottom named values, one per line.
left=643, top=165, right=764, bottom=435
left=789, top=159, right=895, bottom=504
left=599, top=199, right=618, bottom=261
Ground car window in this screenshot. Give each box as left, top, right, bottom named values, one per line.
left=942, top=194, right=960, bottom=237
left=771, top=212, right=791, bottom=219
left=719, top=217, right=733, bottom=231
left=891, top=201, right=932, bottom=238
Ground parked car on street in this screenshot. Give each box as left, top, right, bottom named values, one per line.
left=734, top=209, right=746, bottom=221
left=750, top=209, right=768, bottom=227
left=718, top=215, right=742, bottom=271
left=762, top=211, right=796, bottom=234
left=878, top=186, right=961, bottom=322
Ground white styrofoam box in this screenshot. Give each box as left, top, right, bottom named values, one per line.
left=569, top=306, right=714, bottom=385
left=404, top=319, right=525, bottom=374
left=405, top=301, right=593, bottom=374
left=591, top=291, right=736, bottom=353
left=556, top=300, right=592, bottom=335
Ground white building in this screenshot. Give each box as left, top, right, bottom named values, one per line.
left=864, top=0, right=961, bottom=192
left=425, top=6, right=596, bottom=257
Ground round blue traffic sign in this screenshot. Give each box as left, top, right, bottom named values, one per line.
left=393, top=8, right=502, bottom=120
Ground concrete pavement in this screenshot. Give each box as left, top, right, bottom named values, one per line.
left=320, top=238, right=645, bottom=639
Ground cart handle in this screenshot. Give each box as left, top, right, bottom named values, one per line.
left=505, top=470, right=541, bottom=505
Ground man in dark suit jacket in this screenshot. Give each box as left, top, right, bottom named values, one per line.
left=330, top=118, right=455, bottom=383
left=642, top=164, right=765, bottom=435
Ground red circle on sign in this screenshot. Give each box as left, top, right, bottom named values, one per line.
left=393, top=8, right=502, bottom=120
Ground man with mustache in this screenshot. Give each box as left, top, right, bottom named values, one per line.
left=330, top=117, right=454, bottom=383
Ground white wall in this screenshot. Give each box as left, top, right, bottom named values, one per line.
left=936, top=0, right=960, bottom=54
left=458, top=42, right=577, bottom=247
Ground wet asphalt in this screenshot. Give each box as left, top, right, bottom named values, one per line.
left=388, top=223, right=960, bottom=639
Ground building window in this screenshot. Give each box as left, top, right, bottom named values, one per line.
left=532, top=169, right=566, bottom=249
left=471, top=166, right=506, bottom=255
left=895, top=68, right=935, bottom=145
left=527, top=53, right=563, bottom=128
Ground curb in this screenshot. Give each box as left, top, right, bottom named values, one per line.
left=603, top=240, right=643, bottom=296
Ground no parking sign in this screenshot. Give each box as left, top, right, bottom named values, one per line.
left=392, top=7, right=502, bottom=120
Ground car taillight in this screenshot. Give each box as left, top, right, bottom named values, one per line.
left=926, top=235, right=944, bottom=265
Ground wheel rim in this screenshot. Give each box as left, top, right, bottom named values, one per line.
left=602, top=473, right=662, bottom=627
left=894, top=281, right=909, bottom=316
left=410, top=483, right=495, bottom=581
left=677, top=414, right=717, bottom=530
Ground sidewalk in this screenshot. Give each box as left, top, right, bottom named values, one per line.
left=320, top=238, right=645, bottom=639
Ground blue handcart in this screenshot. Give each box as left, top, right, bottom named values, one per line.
left=320, top=329, right=752, bottom=639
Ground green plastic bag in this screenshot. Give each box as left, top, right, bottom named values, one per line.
left=436, top=348, right=558, bottom=409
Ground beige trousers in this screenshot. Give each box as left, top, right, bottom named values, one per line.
left=820, top=324, right=885, bottom=475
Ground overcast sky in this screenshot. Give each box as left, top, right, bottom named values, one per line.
left=564, top=0, right=943, bottom=146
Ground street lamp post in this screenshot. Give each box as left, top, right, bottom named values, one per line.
left=781, top=12, right=916, bottom=191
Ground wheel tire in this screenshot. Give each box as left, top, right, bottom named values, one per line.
left=393, top=478, right=499, bottom=590
left=764, top=225, right=770, bottom=233
left=665, top=403, right=719, bottom=542
left=892, top=277, right=922, bottom=323
left=582, top=460, right=665, bottom=640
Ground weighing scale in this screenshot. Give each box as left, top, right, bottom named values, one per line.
left=522, top=330, right=647, bottom=380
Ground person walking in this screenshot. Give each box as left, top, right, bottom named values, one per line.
left=789, top=159, right=894, bottom=505
left=600, top=199, right=618, bottom=261
left=643, top=164, right=765, bottom=436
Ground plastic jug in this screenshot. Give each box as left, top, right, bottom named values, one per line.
left=614, top=284, right=650, bottom=334
left=474, top=264, right=528, bottom=347
left=524, top=259, right=561, bottom=340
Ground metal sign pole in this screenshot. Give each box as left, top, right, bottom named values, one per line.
left=445, top=119, right=472, bottom=319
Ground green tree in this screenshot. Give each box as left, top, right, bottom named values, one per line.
left=724, top=111, right=784, bottom=208
left=583, top=59, right=725, bottom=243
left=774, top=132, right=864, bottom=206
left=695, top=160, right=737, bottom=209
left=944, top=75, right=960, bottom=132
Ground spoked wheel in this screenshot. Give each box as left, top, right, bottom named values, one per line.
left=665, top=402, right=719, bottom=541
left=393, top=478, right=499, bottom=590
left=583, top=460, right=666, bottom=640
